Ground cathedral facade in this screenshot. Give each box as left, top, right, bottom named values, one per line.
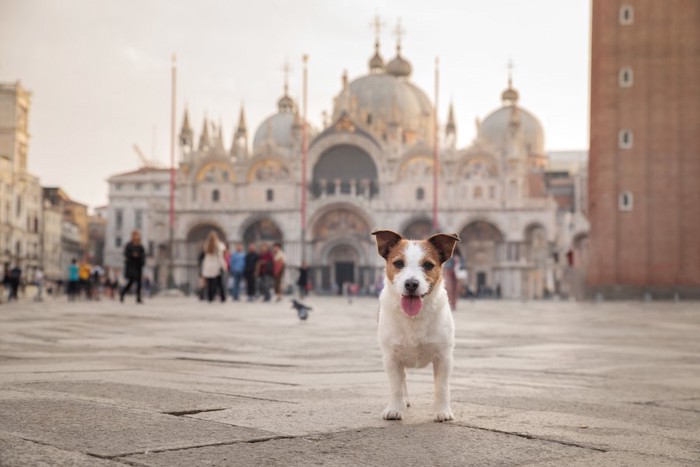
left=105, top=34, right=586, bottom=299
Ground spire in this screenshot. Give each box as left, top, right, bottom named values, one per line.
left=236, top=104, right=247, bottom=133
left=368, top=13, right=385, bottom=73
left=445, top=101, right=456, bottom=148
left=179, top=107, right=193, bottom=149
left=231, top=103, right=249, bottom=159
left=446, top=102, right=456, bottom=134
left=501, top=59, right=519, bottom=106
left=198, top=116, right=210, bottom=151
left=214, top=121, right=225, bottom=154
left=277, top=61, right=295, bottom=113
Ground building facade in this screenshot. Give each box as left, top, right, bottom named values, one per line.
left=588, top=1, right=700, bottom=298
left=0, top=82, right=43, bottom=274
left=105, top=31, right=588, bottom=299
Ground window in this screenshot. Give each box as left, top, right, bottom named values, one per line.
left=619, top=191, right=633, bottom=211
left=115, top=209, right=123, bottom=230
left=619, top=4, right=634, bottom=25
left=135, top=210, right=143, bottom=229
left=474, top=186, right=483, bottom=199
left=15, top=197, right=21, bottom=217
left=212, top=189, right=220, bottom=202
left=148, top=241, right=154, bottom=257
left=416, top=187, right=425, bottom=201
left=619, top=67, right=633, bottom=87
left=266, top=189, right=274, bottom=202
left=115, top=183, right=122, bottom=191
left=619, top=129, right=633, bottom=149
left=489, top=185, right=496, bottom=199
left=135, top=183, right=142, bottom=191
left=154, top=183, right=161, bottom=191
left=115, top=236, right=122, bottom=247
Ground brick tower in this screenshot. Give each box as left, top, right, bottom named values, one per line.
left=587, top=0, right=700, bottom=298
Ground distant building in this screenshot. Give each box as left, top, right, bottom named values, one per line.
left=0, top=81, right=43, bottom=274
left=105, top=26, right=588, bottom=298
left=588, top=1, right=700, bottom=298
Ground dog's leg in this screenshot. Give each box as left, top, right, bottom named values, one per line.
left=403, top=371, right=411, bottom=408
left=432, top=355, right=454, bottom=422
left=382, top=355, right=406, bottom=420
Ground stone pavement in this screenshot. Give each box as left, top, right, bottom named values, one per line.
left=0, top=295, right=698, bottom=466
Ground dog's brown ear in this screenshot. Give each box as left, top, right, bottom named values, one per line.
left=371, top=230, right=404, bottom=260
left=428, top=233, right=460, bottom=264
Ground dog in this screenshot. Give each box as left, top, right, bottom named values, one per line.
left=371, top=229, right=460, bottom=422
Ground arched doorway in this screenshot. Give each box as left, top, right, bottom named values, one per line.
left=327, top=244, right=360, bottom=295
left=242, top=218, right=283, bottom=248
left=402, top=218, right=433, bottom=240
left=186, top=223, right=227, bottom=290
left=312, top=207, right=371, bottom=293
left=460, top=221, right=504, bottom=296
left=312, top=144, right=379, bottom=198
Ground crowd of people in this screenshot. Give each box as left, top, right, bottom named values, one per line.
left=196, top=231, right=308, bottom=304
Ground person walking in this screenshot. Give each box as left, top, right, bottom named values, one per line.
left=34, top=268, right=44, bottom=302
left=67, top=259, right=79, bottom=301
left=79, top=259, right=91, bottom=300
left=7, top=264, right=21, bottom=301
left=120, top=230, right=146, bottom=304
left=201, top=231, right=227, bottom=303
left=228, top=243, right=246, bottom=301
left=443, top=249, right=461, bottom=311
left=272, top=242, right=286, bottom=302
left=297, top=261, right=309, bottom=299
left=243, top=243, right=259, bottom=302
left=257, top=243, right=274, bottom=302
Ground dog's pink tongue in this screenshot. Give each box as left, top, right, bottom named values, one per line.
left=400, top=295, right=423, bottom=316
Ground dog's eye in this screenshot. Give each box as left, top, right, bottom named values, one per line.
left=392, top=260, right=405, bottom=269
left=422, top=262, right=435, bottom=271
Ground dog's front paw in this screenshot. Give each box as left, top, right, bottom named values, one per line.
left=434, top=408, right=454, bottom=422
left=382, top=405, right=403, bottom=420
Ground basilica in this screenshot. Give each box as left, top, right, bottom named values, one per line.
left=104, top=29, right=589, bottom=299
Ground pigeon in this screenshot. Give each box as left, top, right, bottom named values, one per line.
left=291, top=299, right=312, bottom=320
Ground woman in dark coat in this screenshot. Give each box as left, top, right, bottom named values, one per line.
left=120, top=230, right=146, bottom=303
left=243, top=243, right=259, bottom=301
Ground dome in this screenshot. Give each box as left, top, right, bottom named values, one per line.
left=479, top=105, right=545, bottom=155
left=253, top=112, right=296, bottom=152
left=333, top=73, right=433, bottom=144
left=386, top=53, right=412, bottom=77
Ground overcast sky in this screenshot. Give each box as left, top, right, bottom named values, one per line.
left=0, top=0, right=590, bottom=209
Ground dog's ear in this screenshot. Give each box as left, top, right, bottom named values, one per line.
left=428, top=233, right=461, bottom=264
left=371, top=230, right=404, bottom=260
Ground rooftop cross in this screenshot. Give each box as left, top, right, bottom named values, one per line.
left=370, top=12, right=385, bottom=44
left=393, top=18, right=405, bottom=51
left=282, top=61, right=292, bottom=95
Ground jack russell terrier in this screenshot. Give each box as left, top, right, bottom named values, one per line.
left=372, top=229, right=460, bottom=422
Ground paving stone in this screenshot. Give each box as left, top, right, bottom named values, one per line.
left=0, top=398, right=276, bottom=458
left=8, top=381, right=245, bottom=414
left=122, top=423, right=591, bottom=467
left=0, top=434, right=123, bottom=467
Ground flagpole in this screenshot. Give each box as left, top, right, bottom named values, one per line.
left=168, top=54, right=176, bottom=288
left=432, top=56, right=440, bottom=231
left=301, top=54, right=309, bottom=264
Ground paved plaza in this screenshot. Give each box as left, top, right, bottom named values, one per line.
left=0, top=295, right=698, bottom=466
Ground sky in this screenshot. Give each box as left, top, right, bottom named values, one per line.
left=0, top=0, right=590, bottom=209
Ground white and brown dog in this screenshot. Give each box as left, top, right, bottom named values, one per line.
left=372, top=229, right=460, bottom=422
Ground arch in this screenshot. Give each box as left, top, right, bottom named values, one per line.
left=241, top=217, right=283, bottom=247
left=194, top=160, right=235, bottom=183
left=307, top=202, right=375, bottom=235
left=397, top=156, right=434, bottom=182
left=401, top=217, right=433, bottom=240
left=312, top=144, right=379, bottom=197
left=184, top=221, right=228, bottom=291
left=246, top=158, right=291, bottom=183
left=312, top=207, right=370, bottom=242
left=308, top=132, right=383, bottom=182
left=458, top=153, right=499, bottom=180
left=459, top=221, right=504, bottom=296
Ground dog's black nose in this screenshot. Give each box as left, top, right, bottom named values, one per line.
left=404, top=279, right=419, bottom=294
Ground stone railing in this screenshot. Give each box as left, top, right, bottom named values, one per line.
left=310, top=178, right=379, bottom=200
